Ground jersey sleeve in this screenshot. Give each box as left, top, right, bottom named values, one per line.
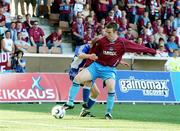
left=77, top=44, right=90, bottom=56
left=123, top=38, right=156, bottom=55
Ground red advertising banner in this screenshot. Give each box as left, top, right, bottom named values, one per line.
left=0, top=53, right=11, bottom=72
left=0, top=73, right=109, bottom=102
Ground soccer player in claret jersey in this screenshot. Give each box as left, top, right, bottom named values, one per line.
left=65, top=22, right=156, bottom=119
left=63, top=41, right=100, bottom=117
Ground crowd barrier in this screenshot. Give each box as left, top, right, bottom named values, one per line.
left=24, top=53, right=168, bottom=72
left=0, top=71, right=179, bottom=103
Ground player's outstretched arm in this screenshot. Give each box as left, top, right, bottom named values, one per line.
left=78, top=53, right=98, bottom=61
left=123, top=38, right=156, bottom=55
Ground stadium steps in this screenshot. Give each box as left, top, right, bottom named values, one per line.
left=39, top=19, right=74, bottom=54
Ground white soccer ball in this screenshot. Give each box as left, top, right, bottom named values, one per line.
left=51, top=105, right=66, bottom=119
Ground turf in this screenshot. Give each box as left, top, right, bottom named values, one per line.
left=0, top=103, right=180, bottom=131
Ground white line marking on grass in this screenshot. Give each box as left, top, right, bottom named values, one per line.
left=0, top=120, right=119, bottom=131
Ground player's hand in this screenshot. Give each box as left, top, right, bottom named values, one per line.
left=120, top=61, right=130, bottom=67
left=89, top=54, right=98, bottom=61
left=79, top=67, right=84, bottom=72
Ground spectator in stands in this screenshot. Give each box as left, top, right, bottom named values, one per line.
left=140, top=27, right=151, bottom=45
left=74, top=0, right=86, bottom=16
left=175, top=0, right=180, bottom=15
left=125, top=27, right=135, bottom=42
left=23, top=14, right=34, bottom=33
left=3, top=5, right=11, bottom=29
left=24, top=0, right=36, bottom=17
left=85, top=16, right=97, bottom=35
left=146, top=35, right=158, bottom=50
left=96, top=18, right=105, bottom=35
left=164, top=49, right=180, bottom=71
left=46, top=28, right=62, bottom=51
left=149, top=0, right=161, bottom=22
left=163, top=19, right=173, bottom=36
left=139, top=11, right=150, bottom=28
left=16, top=15, right=24, bottom=23
left=162, top=0, right=175, bottom=22
left=1, top=30, right=15, bottom=53
left=113, top=4, right=122, bottom=19
left=126, top=0, right=136, bottom=24
left=96, top=0, right=109, bottom=22
left=59, top=0, right=71, bottom=22
left=83, top=27, right=94, bottom=44
left=118, top=18, right=128, bottom=37
left=135, top=0, right=146, bottom=24
left=146, top=22, right=154, bottom=36
left=172, top=30, right=179, bottom=47
left=135, top=37, right=144, bottom=55
left=155, top=44, right=168, bottom=57
left=165, top=35, right=179, bottom=57
left=173, top=12, right=180, bottom=29
left=82, top=4, right=90, bottom=18
left=15, top=32, right=30, bottom=52
left=72, top=17, right=85, bottom=48
left=29, top=21, right=46, bottom=53
left=14, top=0, right=25, bottom=16
left=0, top=7, right=5, bottom=27
left=36, top=0, right=48, bottom=17
left=11, top=50, right=26, bottom=73
left=105, top=10, right=116, bottom=24
left=154, top=27, right=167, bottom=44
left=153, top=19, right=162, bottom=34
left=89, top=10, right=98, bottom=25
left=10, top=22, right=17, bottom=42
left=16, top=21, right=29, bottom=42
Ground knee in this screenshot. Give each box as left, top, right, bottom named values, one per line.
left=73, top=75, right=82, bottom=84
left=90, top=90, right=99, bottom=99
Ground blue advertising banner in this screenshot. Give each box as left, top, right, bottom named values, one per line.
left=115, top=71, right=176, bottom=102
left=170, top=72, right=180, bottom=101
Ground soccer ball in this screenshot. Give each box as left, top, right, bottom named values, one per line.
left=51, top=105, right=66, bottom=119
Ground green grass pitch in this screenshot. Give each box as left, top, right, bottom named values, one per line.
left=0, top=103, right=180, bottom=131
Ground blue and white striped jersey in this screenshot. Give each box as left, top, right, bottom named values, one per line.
left=70, top=44, right=90, bottom=70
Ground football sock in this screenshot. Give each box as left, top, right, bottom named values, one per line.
left=86, top=97, right=96, bottom=109
left=82, top=87, right=90, bottom=103
left=67, top=81, right=80, bottom=106
left=106, top=92, right=115, bottom=114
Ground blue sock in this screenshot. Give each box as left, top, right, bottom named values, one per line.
left=83, top=87, right=90, bottom=103
left=86, top=97, right=96, bottom=109
left=67, top=81, right=80, bottom=106
left=106, top=92, right=115, bottom=114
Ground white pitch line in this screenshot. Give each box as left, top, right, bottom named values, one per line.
left=0, top=120, right=119, bottom=131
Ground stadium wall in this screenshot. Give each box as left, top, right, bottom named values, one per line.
left=24, top=54, right=168, bottom=72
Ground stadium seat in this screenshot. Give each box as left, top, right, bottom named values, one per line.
left=51, top=47, right=61, bottom=54
left=39, top=46, right=49, bottom=54
left=26, top=46, right=37, bottom=53
left=49, top=14, right=60, bottom=25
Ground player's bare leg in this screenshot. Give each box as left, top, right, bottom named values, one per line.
left=63, top=69, right=93, bottom=109
left=104, top=78, right=116, bottom=120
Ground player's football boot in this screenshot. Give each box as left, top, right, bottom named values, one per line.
left=62, top=103, right=74, bottom=110
left=105, top=113, right=113, bottom=120
left=80, top=108, right=91, bottom=117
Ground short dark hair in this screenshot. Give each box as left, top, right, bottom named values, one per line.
left=106, top=22, right=119, bottom=32
left=5, top=30, right=10, bottom=34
